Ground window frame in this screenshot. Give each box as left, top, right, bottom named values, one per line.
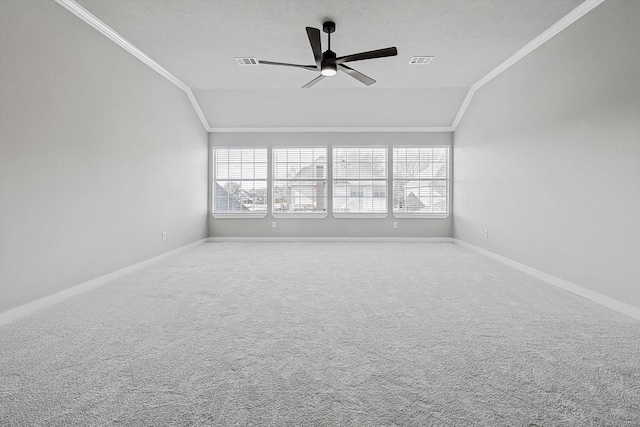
left=272, top=146, right=328, bottom=219
left=392, top=145, right=450, bottom=219
left=331, top=145, right=389, bottom=219
left=211, top=146, right=268, bottom=219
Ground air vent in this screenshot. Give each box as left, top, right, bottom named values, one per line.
left=235, top=57, right=258, bottom=66
left=409, top=56, right=434, bottom=65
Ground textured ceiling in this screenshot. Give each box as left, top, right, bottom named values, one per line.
left=76, top=0, right=585, bottom=128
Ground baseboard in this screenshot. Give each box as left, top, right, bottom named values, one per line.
left=453, top=239, right=640, bottom=321
left=0, top=238, right=209, bottom=326
left=11, top=237, right=631, bottom=325
left=208, top=237, right=455, bottom=243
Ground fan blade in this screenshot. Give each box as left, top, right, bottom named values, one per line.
left=339, top=64, right=376, bottom=86
left=259, top=60, right=317, bottom=71
left=302, top=75, right=325, bottom=88
left=335, top=47, right=398, bottom=64
left=306, top=27, right=322, bottom=69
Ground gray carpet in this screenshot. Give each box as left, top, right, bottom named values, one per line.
left=1, top=242, right=639, bottom=426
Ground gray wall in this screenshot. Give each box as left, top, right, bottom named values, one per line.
left=209, top=132, right=452, bottom=238
left=0, top=0, right=208, bottom=312
left=453, top=0, right=640, bottom=307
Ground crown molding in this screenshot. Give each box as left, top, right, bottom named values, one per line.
left=451, top=0, right=606, bottom=130
left=54, top=0, right=210, bottom=131
left=208, top=127, right=453, bottom=133
left=208, top=237, right=454, bottom=243
left=55, top=0, right=604, bottom=135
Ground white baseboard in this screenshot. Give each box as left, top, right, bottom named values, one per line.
left=9, top=237, right=632, bottom=325
left=453, top=239, right=640, bottom=321
left=208, top=237, right=455, bottom=243
left=0, top=239, right=209, bottom=326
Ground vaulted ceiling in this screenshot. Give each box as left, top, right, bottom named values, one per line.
left=75, top=0, right=585, bottom=129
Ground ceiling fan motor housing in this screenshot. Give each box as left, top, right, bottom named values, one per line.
left=321, top=50, right=337, bottom=76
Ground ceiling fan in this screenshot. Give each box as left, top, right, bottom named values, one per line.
left=259, top=21, right=398, bottom=88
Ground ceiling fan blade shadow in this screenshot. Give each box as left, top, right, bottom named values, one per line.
left=302, top=75, right=325, bottom=88
left=259, top=60, right=317, bottom=71
left=306, top=27, right=322, bottom=69
left=335, top=47, right=398, bottom=64
left=339, top=64, right=376, bottom=86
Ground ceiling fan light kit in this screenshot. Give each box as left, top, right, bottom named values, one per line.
left=259, top=20, right=397, bottom=88
left=320, top=64, right=337, bottom=77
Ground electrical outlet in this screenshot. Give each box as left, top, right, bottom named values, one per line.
left=162, top=231, right=167, bottom=241
left=272, top=221, right=277, bottom=228
left=393, top=222, right=398, bottom=229
left=484, top=229, right=488, bottom=239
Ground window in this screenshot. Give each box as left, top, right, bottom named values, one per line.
left=273, top=147, right=327, bottom=215
left=213, top=147, right=267, bottom=216
left=333, top=147, right=387, bottom=215
left=393, top=146, right=449, bottom=216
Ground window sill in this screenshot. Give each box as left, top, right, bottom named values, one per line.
left=332, top=213, right=389, bottom=219
left=212, top=213, right=267, bottom=219
left=272, top=213, right=328, bottom=219
left=393, top=213, right=450, bottom=219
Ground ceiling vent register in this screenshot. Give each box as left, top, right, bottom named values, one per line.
left=235, top=57, right=258, bottom=66
left=409, top=56, right=434, bottom=65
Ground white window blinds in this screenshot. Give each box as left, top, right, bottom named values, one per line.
left=273, top=147, right=327, bottom=214
left=213, top=148, right=267, bottom=214
left=332, top=147, right=387, bottom=214
left=393, top=146, right=449, bottom=215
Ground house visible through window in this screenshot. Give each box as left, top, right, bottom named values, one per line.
left=213, top=147, right=267, bottom=215
left=372, top=187, right=386, bottom=198
left=393, top=146, right=449, bottom=215
left=273, top=147, right=327, bottom=214
left=333, top=147, right=387, bottom=214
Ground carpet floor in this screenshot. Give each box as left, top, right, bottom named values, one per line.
left=1, top=242, right=639, bottom=426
